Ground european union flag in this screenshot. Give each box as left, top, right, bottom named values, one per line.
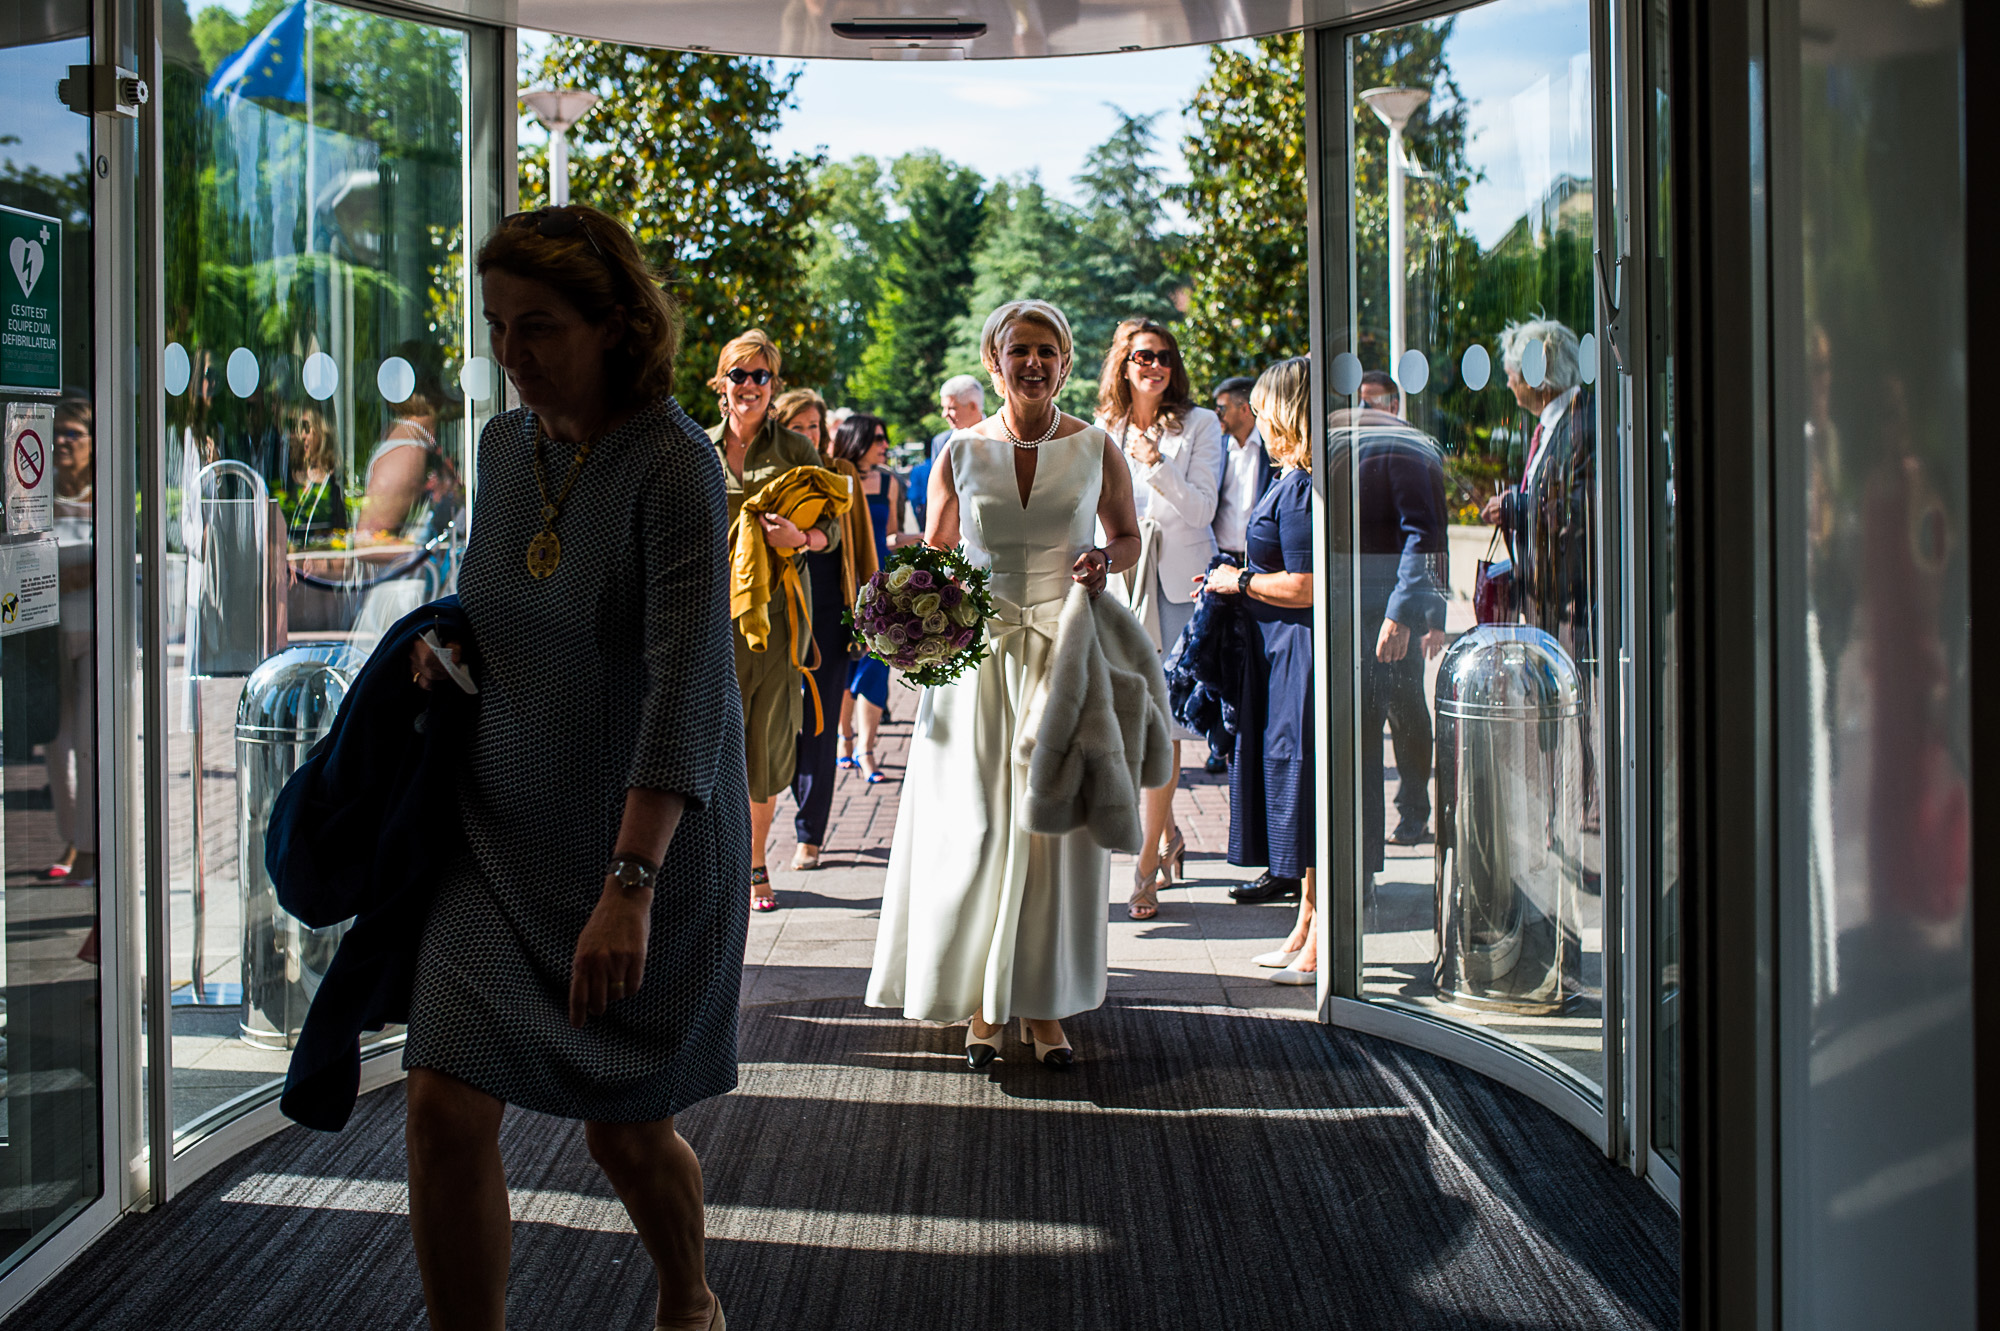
left=206, top=0, right=309, bottom=104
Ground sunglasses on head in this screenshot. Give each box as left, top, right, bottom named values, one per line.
left=726, top=367, right=774, bottom=386
left=502, top=207, right=610, bottom=266
left=1128, top=348, right=1179, bottom=369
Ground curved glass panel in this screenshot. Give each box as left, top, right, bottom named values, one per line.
left=161, top=0, right=487, bottom=1141
left=1343, top=2, right=1604, bottom=1094
left=0, top=0, right=106, bottom=1268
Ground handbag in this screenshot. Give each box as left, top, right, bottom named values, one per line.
left=1473, top=525, right=1514, bottom=625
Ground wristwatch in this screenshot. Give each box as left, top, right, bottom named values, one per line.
left=1237, top=568, right=1255, bottom=597
left=606, top=855, right=658, bottom=892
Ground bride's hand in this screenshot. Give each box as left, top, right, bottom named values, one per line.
left=1072, top=548, right=1109, bottom=597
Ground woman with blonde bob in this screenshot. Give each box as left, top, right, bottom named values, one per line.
left=1196, top=356, right=1320, bottom=985
left=1094, top=317, right=1225, bottom=922
left=403, top=204, right=743, bottom=1330
left=866, top=299, right=1144, bottom=1070
left=707, top=330, right=841, bottom=910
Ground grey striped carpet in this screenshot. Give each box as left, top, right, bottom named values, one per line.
left=2, top=999, right=1677, bottom=1329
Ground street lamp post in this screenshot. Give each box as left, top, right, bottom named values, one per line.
left=1360, top=86, right=1431, bottom=389
left=520, top=88, right=601, bottom=207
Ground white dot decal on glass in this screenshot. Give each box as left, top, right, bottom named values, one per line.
left=459, top=357, right=494, bottom=401
left=1579, top=333, right=1599, bottom=385
left=1522, top=338, right=1547, bottom=389
left=1396, top=349, right=1429, bottom=396
left=1460, top=344, right=1490, bottom=392
left=164, top=342, right=191, bottom=397
left=226, top=347, right=260, bottom=399
left=1330, top=352, right=1363, bottom=397
left=378, top=356, right=417, bottom=404
left=302, top=352, right=339, bottom=401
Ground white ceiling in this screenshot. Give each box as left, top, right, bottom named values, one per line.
left=395, top=0, right=1390, bottom=59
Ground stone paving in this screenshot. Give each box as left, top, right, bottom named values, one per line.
left=745, top=696, right=1318, bottom=1020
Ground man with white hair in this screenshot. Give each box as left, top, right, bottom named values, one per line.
left=1479, top=319, right=1593, bottom=631
left=910, top=375, right=987, bottom=532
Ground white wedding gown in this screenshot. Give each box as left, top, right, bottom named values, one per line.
left=865, top=427, right=1110, bottom=1024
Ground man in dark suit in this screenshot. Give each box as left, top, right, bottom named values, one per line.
left=1481, top=320, right=1595, bottom=670
left=1353, top=402, right=1450, bottom=882
left=1481, top=319, right=1598, bottom=829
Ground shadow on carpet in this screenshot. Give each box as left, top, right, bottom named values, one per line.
left=2, top=998, right=1677, bottom=1330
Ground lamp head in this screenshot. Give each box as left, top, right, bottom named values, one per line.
left=520, top=88, right=601, bottom=134
left=1360, top=86, right=1430, bottom=132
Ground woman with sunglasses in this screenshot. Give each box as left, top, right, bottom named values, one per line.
left=705, top=330, right=841, bottom=911
left=400, top=205, right=742, bottom=1331
left=1094, top=318, right=1225, bottom=921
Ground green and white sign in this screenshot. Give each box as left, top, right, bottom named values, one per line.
left=0, top=204, right=61, bottom=395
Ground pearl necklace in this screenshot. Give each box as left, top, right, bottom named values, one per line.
left=1000, top=406, right=1062, bottom=450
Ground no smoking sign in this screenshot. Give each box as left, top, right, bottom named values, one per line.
left=4, top=402, right=53, bottom=534
left=14, top=427, right=44, bottom=490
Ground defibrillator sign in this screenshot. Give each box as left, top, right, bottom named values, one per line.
left=0, top=204, right=62, bottom=395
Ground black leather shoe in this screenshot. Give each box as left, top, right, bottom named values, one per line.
left=1388, top=820, right=1432, bottom=846
left=1204, top=752, right=1228, bottom=775
left=1229, top=872, right=1302, bottom=903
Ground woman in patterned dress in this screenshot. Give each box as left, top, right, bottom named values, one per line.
left=403, top=206, right=744, bottom=1331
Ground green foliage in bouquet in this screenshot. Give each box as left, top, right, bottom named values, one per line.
left=846, top=543, right=996, bottom=689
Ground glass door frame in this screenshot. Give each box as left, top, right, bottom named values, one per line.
left=1299, top=0, right=1671, bottom=1178
left=137, top=0, right=514, bottom=1204
left=0, top=0, right=150, bottom=1313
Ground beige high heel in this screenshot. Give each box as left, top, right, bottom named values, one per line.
left=1128, top=860, right=1166, bottom=920
left=1158, top=826, right=1187, bottom=881
left=1018, top=1016, right=1074, bottom=1069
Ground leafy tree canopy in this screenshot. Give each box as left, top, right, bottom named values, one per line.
left=528, top=39, right=831, bottom=420
left=1175, top=35, right=1309, bottom=392
left=845, top=150, right=984, bottom=439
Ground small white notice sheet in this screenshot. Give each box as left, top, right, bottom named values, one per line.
left=3, top=401, right=54, bottom=535
left=0, top=536, right=59, bottom=635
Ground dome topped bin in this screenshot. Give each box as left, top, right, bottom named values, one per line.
left=235, top=642, right=359, bottom=1049
left=1432, top=625, right=1586, bottom=1016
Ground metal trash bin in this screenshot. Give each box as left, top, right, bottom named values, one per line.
left=235, top=641, right=358, bottom=1048
left=1432, top=625, right=1586, bottom=1015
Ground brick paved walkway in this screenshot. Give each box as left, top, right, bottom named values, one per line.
left=746, top=691, right=1317, bottom=1018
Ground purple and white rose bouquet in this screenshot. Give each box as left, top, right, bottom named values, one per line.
left=847, top=544, right=994, bottom=688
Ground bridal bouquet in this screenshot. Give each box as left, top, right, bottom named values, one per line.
left=849, top=544, right=994, bottom=687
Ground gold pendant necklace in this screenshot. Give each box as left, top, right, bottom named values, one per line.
left=527, top=423, right=593, bottom=579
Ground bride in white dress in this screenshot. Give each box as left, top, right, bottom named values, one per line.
left=865, top=300, right=1142, bottom=1069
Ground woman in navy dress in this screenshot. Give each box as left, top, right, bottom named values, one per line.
left=785, top=404, right=879, bottom=873
left=1199, top=357, right=1318, bottom=985
left=833, top=416, right=914, bottom=783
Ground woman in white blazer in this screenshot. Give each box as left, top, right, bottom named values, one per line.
left=1095, top=318, right=1225, bottom=921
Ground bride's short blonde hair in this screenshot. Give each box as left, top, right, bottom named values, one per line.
left=978, top=300, right=1074, bottom=378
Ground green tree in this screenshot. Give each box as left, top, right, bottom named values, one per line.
left=804, top=155, right=894, bottom=404
left=846, top=151, right=984, bottom=438
left=528, top=39, right=830, bottom=419
left=1074, top=107, right=1180, bottom=341
left=942, top=174, right=1099, bottom=416
left=1175, top=35, right=1309, bottom=391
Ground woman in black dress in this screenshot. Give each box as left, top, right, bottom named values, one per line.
left=405, top=205, right=745, bottom=1331
left=1199, top=357, right=1319, bottom=986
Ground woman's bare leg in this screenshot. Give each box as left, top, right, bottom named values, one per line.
left=856, top=698, right=885, bottom=778
left=586, top=1118, right=714, bottom=1329
left=406, top=1068, right=510, bottom=1331
left=1135, top=740, right=1182, bottom=881
left=838, top=690, right=857, bottom=753
left=1281, top=869, right=1318, bottom=968
left=748, top=796, right=776, bottom=871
